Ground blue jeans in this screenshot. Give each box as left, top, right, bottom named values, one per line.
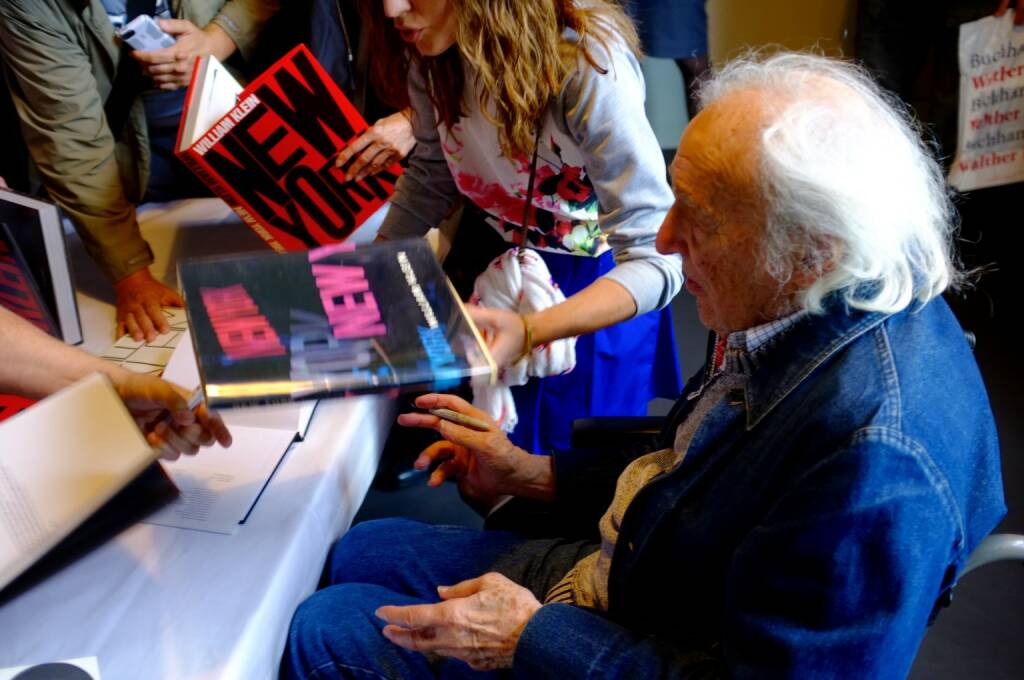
left=284, top=519, right=529, bottom=679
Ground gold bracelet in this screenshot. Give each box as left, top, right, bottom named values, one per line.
left=515, top=314, right=534, bottom=363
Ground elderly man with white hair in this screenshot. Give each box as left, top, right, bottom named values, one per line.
left=284, top=53, right=1006, bottom=679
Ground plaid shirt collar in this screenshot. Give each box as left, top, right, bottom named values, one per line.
left=726, top=310, right=808, bottom=356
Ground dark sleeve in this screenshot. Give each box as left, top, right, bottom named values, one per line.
left=547, top=435, right=662, bottom=531
left=723, top=431, right=962, bottom=676
left=515, top=431, right=967, bottom=678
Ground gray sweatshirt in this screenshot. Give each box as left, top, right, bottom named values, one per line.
left=379, top=39, right=683, bottom=316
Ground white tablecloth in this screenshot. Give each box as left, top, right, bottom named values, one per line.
left=0, top=199, right=394, bottom=679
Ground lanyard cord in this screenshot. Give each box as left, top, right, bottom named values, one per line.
left=517, top=125, right=543, bottom=248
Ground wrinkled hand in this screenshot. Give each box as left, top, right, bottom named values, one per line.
left=335, top=110, right=415, bottom=182
left=377, top=572, right=541, bottom=671
left=114, top=268, right=183, bottom=342
left=466, top=306, right=527, bottom=368
left=397, top=393, right=527, bottom=505
left=112, top=371, right=232, bottom=460
left=131, top=19, right=233, bottom=90
left=995, top=0, right=1024, bottom=24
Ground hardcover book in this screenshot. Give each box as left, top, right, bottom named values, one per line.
left=0, top=188, right=81, bottom=345
left=0, top=394, right=35, bottom=424
left=0, top=222, right=58, bottom=337
left=0, top=374, right=177, bottom=601
left=178, top=239, right=495, bottom=408
left=175, top=45, right=401, bottom=252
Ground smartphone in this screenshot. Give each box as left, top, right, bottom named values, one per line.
left=118, top=14, right=176, bottom=51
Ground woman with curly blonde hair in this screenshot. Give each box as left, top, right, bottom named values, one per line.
left=372, top=0, right=684, bottom=455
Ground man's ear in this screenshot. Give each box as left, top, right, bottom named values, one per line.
left=789, top=239, right=839, bottom=289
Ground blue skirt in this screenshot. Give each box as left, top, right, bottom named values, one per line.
left=444, top=215, right=682, bottom=454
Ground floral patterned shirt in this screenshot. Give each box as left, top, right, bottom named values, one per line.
left=441, top=102, right=606, bottom=257
left=380, top=35, right=683, bottom=316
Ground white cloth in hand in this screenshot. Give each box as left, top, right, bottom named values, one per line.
left=470, top=248, right=577, bottom=433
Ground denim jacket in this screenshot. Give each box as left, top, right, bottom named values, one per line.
left=514, top=296, right=1005, bottom=678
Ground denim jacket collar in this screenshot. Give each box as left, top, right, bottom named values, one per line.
left=741, top=297, right=891, bottom=430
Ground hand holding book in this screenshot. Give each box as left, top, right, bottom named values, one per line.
left=0, top=304, right=229, bottom=460
left=110, top=371, right=231, bottom=460
left=335, top=109, right=416, bottom=182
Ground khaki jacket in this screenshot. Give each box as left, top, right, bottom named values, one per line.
left=0, top=0, right=278, bottom=281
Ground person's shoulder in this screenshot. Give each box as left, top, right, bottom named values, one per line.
left=559, top=28, right=643, bottom=113
left=0, top=0, right=68, bottom=28
left=561, top=24, right=639, bottom=77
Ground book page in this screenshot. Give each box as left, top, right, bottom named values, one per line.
left=144, top=426, right=296, bottom=535
left=0, top=374, right=156, bottom=591
left=180, top=55, right=242, bottom=149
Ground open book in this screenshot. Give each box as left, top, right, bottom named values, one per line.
left=178, top=238, right=496, bottom=409
left=175, top=45, right=401, bottom=252
left=0, top=374, right=176, bottom=599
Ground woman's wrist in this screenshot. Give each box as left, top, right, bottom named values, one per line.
left=514, top=313, right=534, bottom=363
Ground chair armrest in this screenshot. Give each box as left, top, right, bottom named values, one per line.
left=571, top=416, right=666, bottom=450
left=962, top=533, right=1024, bottom=577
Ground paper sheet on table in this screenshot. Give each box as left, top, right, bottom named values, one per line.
left=145, top=426, right=296, bottom=535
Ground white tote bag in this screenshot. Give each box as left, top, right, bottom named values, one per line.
left=948, top=11, right=1024, bottom=191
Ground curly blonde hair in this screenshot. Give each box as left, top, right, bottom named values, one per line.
left=369, top=0, right=640, bottom=159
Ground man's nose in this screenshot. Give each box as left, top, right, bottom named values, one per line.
left=656, top=210, right=688, bottom=257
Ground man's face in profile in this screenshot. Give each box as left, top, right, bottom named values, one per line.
left=656, top=91, right=788, bottom=335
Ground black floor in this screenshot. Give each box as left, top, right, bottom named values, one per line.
left=353, top=185, right=1023, bottom=677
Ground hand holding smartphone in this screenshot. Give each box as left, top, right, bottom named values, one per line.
left=118, top=15, right=176, bottom=51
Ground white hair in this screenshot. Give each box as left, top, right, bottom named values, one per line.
left=699, top=52, right=960, bottom=314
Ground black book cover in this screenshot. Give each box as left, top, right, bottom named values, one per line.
left=178, top=239, right=495, bottom=408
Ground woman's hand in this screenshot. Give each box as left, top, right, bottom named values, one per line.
left=335, top=110, right=415, bottom=181
left=397, top=393, right=554, bottom=502
left=467, top=306, right=528, bottom=368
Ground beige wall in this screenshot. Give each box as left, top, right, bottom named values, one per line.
left=643, top=0, right=861, bottom=148
left=707, top=0, right=858, bottom=64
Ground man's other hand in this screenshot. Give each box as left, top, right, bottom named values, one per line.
left=114, top=268, right=183, bottom=342
left=377, top=572, right=541, bottom=671
left=397, top=393, right=555, bottom=505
